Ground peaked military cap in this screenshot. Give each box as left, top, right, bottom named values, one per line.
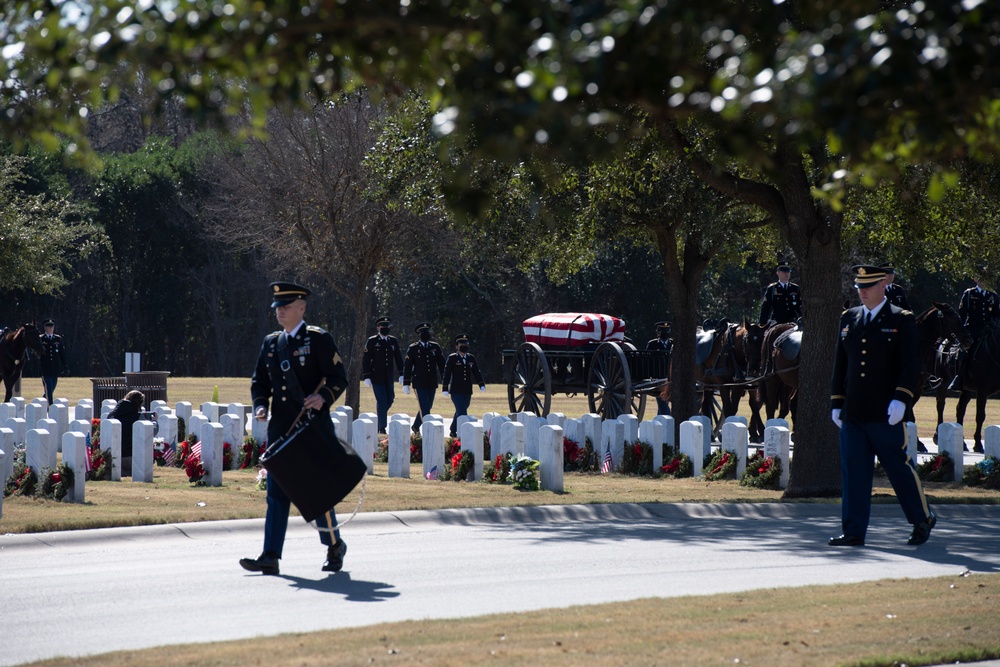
left=42, top=319, right=55, bottom=326
left=376, top=316, right=391, bottom=327
left=414, top=322, right=431, bottom=333
left=453, top=333, right=470, bottom=345
left=270, top=282, right=310, bottom=308
left=852, top=265, right=887, bottom=288
left=655, top=321, right=671, bottom=331
left=879, top=263, right=895, bottom=274
left=776, top=259, right=791, bottom=272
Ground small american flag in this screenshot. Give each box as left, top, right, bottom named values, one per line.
left=601, top=445, right=613, bottom=474
left=84, top=444, right=93, bottom=473
left=426, top=465, right=438, bottom=480
left=192, top=441, right=202, bottom=461
left=162, top=444, right=175, bottom=466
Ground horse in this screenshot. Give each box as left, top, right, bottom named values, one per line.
left=954, top=318, right=1000, bottom=452
left=909, top=302, right=973, bottom=435
left=694, top=318, right=746, bottom=436
left=758, top=322, right=798, bottom=426
left=733, top=318, right=768, bottom=441
left=1, top=323, right=43, bottom=402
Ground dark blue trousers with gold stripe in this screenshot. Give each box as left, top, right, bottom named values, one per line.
left=263, top=472, right=340, bottom=557
left=838, top=420, right=931, bottom=540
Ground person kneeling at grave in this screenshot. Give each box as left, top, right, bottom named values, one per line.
left=107, top=390, right=145, bottom=477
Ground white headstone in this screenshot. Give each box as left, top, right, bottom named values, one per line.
left=228, top=402, right=251, bottom=423
left=0, top=443, right=4, bottom=520
left=639, top=419, right=666, bottom=471
left=101, top=399, right=117, bottom=419
left=936, top=422, right=964, bottom=482
left=0, top=427, right=14, bottom=487
left=132, top=420, right=156, bottom=483
left=619, top=414, right=639, bottom=443
left=150, top=400, right=170, bottom=414
left=691, top=415, right=713, bottom=449
left=563, top=418, right=584, bottom=453
left=489, top=414, right=510, bottom=451
left=354, top=418, right=376, bottom=475
left=188, top=414, right=209, bottom=442
left=359, top=411, right=378, bottom=423
left=601, top=419, right=625, bottom=471
left=103, top=418, right=122, bottom=481
left=334, top=405, right=354, bottom=425
left=722, top=421, right=750, bottom=477
left=5, top=417, right=26, bottom=447
left=175, top=401, right=194, bottom=430
left=201, top=402, right=222, bottom=423
left=25, top=403, right=44, bottom=431
left=0, top=402, right=17, bottom=423
left=765, top=417, right=790, bottom=431
left=220, top=414, right=243, bottom=468
left=653, top=415, right=675, bottom=457
left=69, top=419, right=91, bottom=444
left=158, top=413, right=179, bottom=448
left=499, top=420, right=525, bottom=458
left=11, top=396, right=25, bottom=419
left=904, top=421, right=919, bottom=467
left=251, top=417, right=268, bottom=450
left=546, top=412, right=566, bottom=429
left=724, top=415, right=748, bottom=427
left=388, top=418, right=412, bottom=478
left=581, top=413, right=602, bottom=451
left=62, top=431, right=87, bottom=503
left=26, top=429, right=53, bottom=480
left=679, top=420, right=704, bottom=477
left=481, top=412, right=501, bottom=439
left=522, top=414, right=542, bottom=460
left=200, top=422, right=224, bottom=486
left=539, top=424, right=564, bottom=492
left=763, top=425, right=791, bottom=489
left=37, top=418, right=58, bottom=457
left=459, top=420, right=484, bottom=481
left=456, top=414, right=477, bottom=437
left=985, top=424, right=1000, bottom=460
left=421, top=420, right=445, bottom=479
left=73, top=402, right=94, bottom=422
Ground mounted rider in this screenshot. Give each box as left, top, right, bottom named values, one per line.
left=758, top=260, right=802, bottom=325
left=950, top=273, right=1000, bottom=391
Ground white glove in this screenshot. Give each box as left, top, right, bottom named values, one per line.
left=398, top=375, right=404, bottom=385
left=479, top=385, right=486, bottom=393
left=403, top=385, right=411, bottom=395
left=887, top=400, right=905, bottom=426
left=363, top=378, right=372, bottom=388
left=442, top=390, right=449, bottom=397
left=831, top=409, right=842, bottom=428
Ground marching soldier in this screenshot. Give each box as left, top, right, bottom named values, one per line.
left=402, top=322, right=446, bottom=434
left=881, top=264, right=911, bottom=310
left=240, top=281, right=350, bottom=575
left=441, top=334, right=486, bottom=437
left=645, top=321, right=673, bottom=415
left=758, top=261, right=802, bottom=325
left=830, top=265, right=935, bottom=547
left=39, top=319, right=68, bottom=404
left=362, top=316, right=404, bottom=433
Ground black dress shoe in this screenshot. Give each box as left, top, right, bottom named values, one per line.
left=322, top=539, right=347, bottom=573
left=828, top=534, right=865, bottom=547
left=908, top=513, right=936, bottom=546
left=240, top=552, right=280, bottom=575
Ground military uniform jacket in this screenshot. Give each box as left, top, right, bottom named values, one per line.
left=251, top=324, right=347, bottom=439
left=758, top=282, right=802, bottom=324
left=645, top=338, right=673, bottom=377
left=362, top=335, right=403, bottom=384
left=831, top=303, right=919, bottom=423
left=39, top=333, right=67, bottom=376
left=884, top=283, right=910, bottom=310
left=403, top=341, right=445, bottom=389
left=959, top=287, right=999, bottom=335
left=442, top=353, right=484, bottom=395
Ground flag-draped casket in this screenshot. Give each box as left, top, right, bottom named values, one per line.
left=522, top=313, right=626, bottom=348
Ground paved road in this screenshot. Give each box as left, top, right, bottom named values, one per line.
left=3, top=502, right=1000, bottom=666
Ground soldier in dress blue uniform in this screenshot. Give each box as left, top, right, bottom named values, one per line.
left=880, top=264, right=910, bottom=310
left=830, top=265, right=935, bottom=547
left=402, top=322, right=445, bottom=434
left=958, top=275, right=999, bottom=340
left=758, top=261, right=802, bottom=325
left=441, top=334, right=486, bottom=437
left=645, top=321, right=673, bottom=415
left=361, top=316, right=404, bottom=434
left=38, top=319, right=68, bottom=404
left=240, top=282, right=350, bottom=575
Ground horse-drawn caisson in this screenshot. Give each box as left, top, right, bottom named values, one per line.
left=501, top=313, right=671, bottom=421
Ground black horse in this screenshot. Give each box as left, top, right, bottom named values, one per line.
left=910, top=302, right=974, bottom=430
left=1, top=323, right=43, bottom=402
left=954, top=318, right=1000, bottom=452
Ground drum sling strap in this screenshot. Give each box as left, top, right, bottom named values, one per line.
left=275, top=331, right=365, bottom=533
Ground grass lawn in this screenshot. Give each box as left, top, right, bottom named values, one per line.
left=5, top=377, right=1000, bottom=667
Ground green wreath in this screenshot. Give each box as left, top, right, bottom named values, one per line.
left=449, top=450, right=476, bottom=482
left=739, top=451, right=781, bottom=489
left=703, top=449, right=738, bottom=481
left=964, top=455, right=1000, bottom=490
left=40, top=464, right=75, bottom=501
left=917, top=451, right=953, bottom=482
left=621, top=440, right=655, bottom=476
left=661, top=452, right=693, bottom=478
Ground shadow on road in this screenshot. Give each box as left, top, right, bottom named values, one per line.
left=278, top=571, right=401, bottom=602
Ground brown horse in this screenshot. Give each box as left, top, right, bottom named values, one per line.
left=1, top=323, right=43, bottom=402
left=694, top=319, right=746, bottom=436
left=734, top=318, right=768, bottom=441
left=757, top=322, right=798, bottom=425
left=910, top=302, right=973, bottom=432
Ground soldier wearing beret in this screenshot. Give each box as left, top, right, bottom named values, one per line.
left=362, top=316, right=404, bottom=433
left=880, top=264, right=910, bottom=310
left=441, top=334, right=485, bottom=437
left=645, top=321, right=673, bottom=415
left=758, top=261, right=803, bottom=325
left=830, top=265, right=935, bottom=547
left=39, top=318, right=68, bottom=404
left=240, top=282, right=350, bottom=576
left=402, top=322, right=445, bottom=434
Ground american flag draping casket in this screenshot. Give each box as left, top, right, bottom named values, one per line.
left=522, top=313, right=626, bottom=348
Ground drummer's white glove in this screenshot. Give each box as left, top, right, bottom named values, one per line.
left=442, top=390, right=449, bottom=397
left=398, top=375, right=404, bottom=385
left=255, top=406, right=268, bottom=421
left=403, top=385, right=411, bottom=395
left=363, top=378, right=372, bottom=388
left=479, top=385, right=486, bottom=393
left=887, top=400, right=905, bottom=426
left=831, top=408, right=842, bottom=428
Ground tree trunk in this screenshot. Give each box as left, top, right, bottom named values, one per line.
left=342, top=289, right=373, bottom=416
left=776, top=154, right=844, bottom=498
